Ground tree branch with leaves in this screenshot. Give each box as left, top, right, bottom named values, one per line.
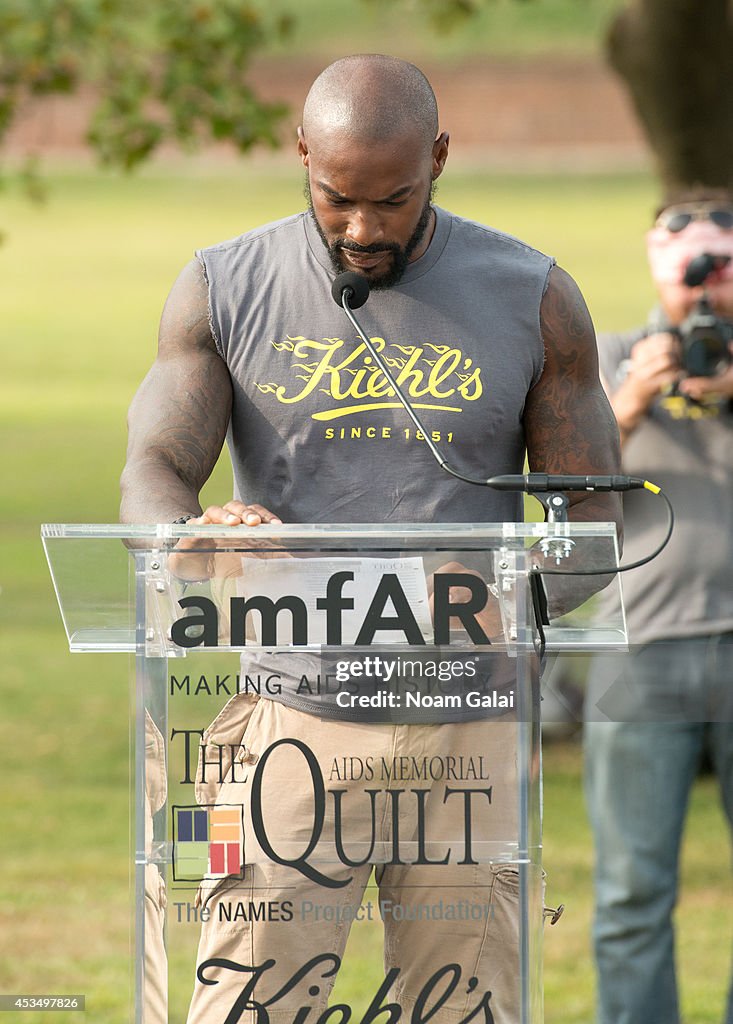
left=0, top=0, right=291, bottom=187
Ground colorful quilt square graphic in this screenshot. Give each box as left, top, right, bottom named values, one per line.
left=172, top=805, right=244, bottom=882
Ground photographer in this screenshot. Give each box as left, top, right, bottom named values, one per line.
left=584, top=190, right=733, bottom=1024
left=612, top=198, right=733, bottom=440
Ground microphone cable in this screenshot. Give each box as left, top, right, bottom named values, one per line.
left=528, top=487, right=674, bottom=656
left=534, top=484, right=674, bottom=579
left=332, top=271, right=675, bottom=633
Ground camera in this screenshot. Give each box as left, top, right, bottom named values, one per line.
left=676, top=252, right=733, bottom=377
left=677, top=297, right=733, bottom=377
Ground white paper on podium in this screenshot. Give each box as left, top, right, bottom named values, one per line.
left=238, top=555, right=432, bottom=645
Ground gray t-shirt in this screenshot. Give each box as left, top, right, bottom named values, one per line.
left=196, top=206, right=555, bottom=717
left=197, top=206, right=552, bottom=527
left=598, top=323, right=733, bottom=644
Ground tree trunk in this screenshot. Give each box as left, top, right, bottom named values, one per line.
left=606, top=0, right=733, bottom=196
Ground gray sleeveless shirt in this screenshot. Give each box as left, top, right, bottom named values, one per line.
left=196, top=207, right=554, bottom=719
left=197, top=206, right=554, bottom=527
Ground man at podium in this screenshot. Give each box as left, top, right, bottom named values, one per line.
left=121, top=54, right=621, bottom=1024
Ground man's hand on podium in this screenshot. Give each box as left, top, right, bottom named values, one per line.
left=168, top=501, right=284, bottom=581
left=192, top=500, right=284, bottom=528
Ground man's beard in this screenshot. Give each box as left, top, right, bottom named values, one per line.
left=305, top=178, right=435, bottom=290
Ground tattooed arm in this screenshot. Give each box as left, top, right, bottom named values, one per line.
left=522, top=266, right=624, bottom=613
left=524, top=265, right=623, bottom=532
left=120, top=259, right=232, bottom=523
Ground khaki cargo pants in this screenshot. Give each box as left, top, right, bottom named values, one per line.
left=187, top=696, right=528, bottom=1024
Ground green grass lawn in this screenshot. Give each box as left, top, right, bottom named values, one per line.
left=1, top=162, right=731, bottom=1022
left=252, top=0, right=624, bottom=60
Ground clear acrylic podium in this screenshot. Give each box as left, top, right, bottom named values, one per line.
left=43, top=521, right=625, bottom=1024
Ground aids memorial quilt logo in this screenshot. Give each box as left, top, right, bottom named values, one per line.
left=172, top=804, right=244, bottom=882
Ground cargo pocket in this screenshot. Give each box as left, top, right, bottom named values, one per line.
left=488, top=865, right=520, bottom=905
left=195, top=693, right=262, bottom=806
left=487, top=865, right=548, bottom=927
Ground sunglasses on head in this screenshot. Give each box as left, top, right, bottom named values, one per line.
left=656, top=205, right=733, bottom=233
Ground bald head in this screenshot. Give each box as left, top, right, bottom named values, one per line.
left=301, top=54, right=439, bottom=155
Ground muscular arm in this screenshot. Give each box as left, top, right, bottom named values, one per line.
left=120, top=259, right=232, bottom=523
left=525, top=265, right=623, bottom=538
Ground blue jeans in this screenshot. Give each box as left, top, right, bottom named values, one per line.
left=584, top=634, right=733, bottom=1024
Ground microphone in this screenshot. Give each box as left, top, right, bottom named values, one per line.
left=331, top=272, right=370, bottom=310
left=486, top=473, right=651, bottom=493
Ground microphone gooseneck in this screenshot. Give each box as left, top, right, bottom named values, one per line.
left=330, top=273, right=653, bottom=495
left=330, top=270, right=673, bottom=580
left=331, top=271, right=467, bottom=478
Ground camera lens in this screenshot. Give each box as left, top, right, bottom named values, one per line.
left=683, top=328, right=730, bottom=377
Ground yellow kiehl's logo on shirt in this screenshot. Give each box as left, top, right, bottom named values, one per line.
left=255, top=335, right=484, bottom=421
